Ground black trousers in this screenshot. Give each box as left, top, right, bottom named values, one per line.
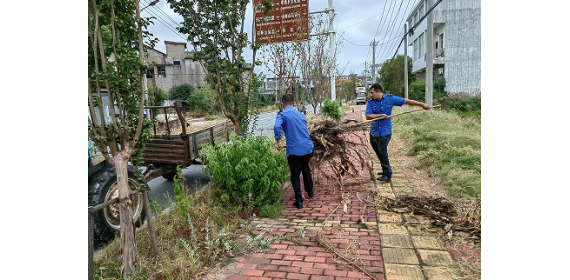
left=370, top=134, right=392, bottom=178
left=287, top=152, right=314, bottom=202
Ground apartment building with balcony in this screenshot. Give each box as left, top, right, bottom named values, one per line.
left=407, top=0, right=481, bottom=95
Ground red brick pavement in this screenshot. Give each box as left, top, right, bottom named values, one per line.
left=222, top=105, right=385, bottom=280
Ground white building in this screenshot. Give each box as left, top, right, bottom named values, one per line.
left=407, top=0, right=481, bottom=95
left=143, top=41, right=207, bottom=93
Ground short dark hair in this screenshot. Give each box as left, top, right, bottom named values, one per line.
left=281, top=94, right=295, bottom=105
left=369, top=83, right=383, bottom=93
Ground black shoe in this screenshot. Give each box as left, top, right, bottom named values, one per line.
left=377, top=176, right=391, bottom=182
left=307, top=190, right=314, bottom=198
left=293, top=200, right=303, bottom=209
left=377, top=172, right=383, bottom=176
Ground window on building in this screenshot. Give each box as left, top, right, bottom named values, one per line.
left=157, top=66, right=166, bottom=77
left=419, top=33, right=424, bottom=58
left=414, top=12, right=418, bottom=25
left=413, top=39, right=418, bottom=60
left=419, top=4, right=424, bottom=18
left=173, top=61, right=181, bottom=66
left=146, top=67, right=154, bottom=78
left=439, top=33, right=444, bottom=48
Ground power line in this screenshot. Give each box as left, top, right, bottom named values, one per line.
left=337, top=12, right=386, bottom=32
left=339, top=34, right=369, bottom=47
left=142, top=0, right=181, bottom=28
left=390, top=0, right=445, bottom=61
left=375, top=0, right=406, bottom=59
left=377, top=0, right=417, bottom=63
left=144, top=5, right=182, bottom=34
left=140, top=3, right=186, bottom=41
left=372, top=0, right=393, bottom=39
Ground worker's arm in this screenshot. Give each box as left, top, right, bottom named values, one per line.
left=364, top=101, right=388, bottom=120
left=404, top=99, right=431, bottom=110
left=365, top=114, right=388, bottom=120
left=274, top=113, right=284, bottom=150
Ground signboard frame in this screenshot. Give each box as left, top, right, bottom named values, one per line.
left=254, top=0, right=310, bottom=45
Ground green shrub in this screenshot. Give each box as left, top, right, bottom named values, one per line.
left=168, top=83, right=195, bottom=101
left=260, top=203, right=282, bottom=218
left=433, top=77, right=448, bottom=101
left=407, top=78, right=448, bottom=103
left=439, top=94, right=481, bottom=118
left=321, top=99, right=342, bottom=121
left=147, top=85, right=168, bottom=116
left=200, top=134, right=289, bottom=215
left=408, top=80, right=425, bottom=102
left=186, top=86, right=221, bottom=115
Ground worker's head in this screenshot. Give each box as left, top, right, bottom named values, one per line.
left=281, top=94, right=295, bottom=108
left=369, top=83, right=383, bottom=100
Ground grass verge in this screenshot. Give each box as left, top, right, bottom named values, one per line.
left=392, top=105, right=481, bottom=202
left=390, top=105, right=481, bottom=280
left=94, top=185, right=245, bottom=280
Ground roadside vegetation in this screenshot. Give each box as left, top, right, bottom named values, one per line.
left=392, top=95, right=481, bottom=280
left=94, top=134, right=291, bottom=279
left=393, top=96, right=481, bottom=202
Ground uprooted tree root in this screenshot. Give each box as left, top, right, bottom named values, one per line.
left=377, top=196, right=481, bottom=241
left=306, top=115, right=376, bottom=190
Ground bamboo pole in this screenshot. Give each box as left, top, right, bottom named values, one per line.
left=351, top=105, right=440, bottom=127
left=141, top=183, right=161, bottom=260
left=173, top=101, right=187, bottom=135
left=88, top=212, right=94, bottom=280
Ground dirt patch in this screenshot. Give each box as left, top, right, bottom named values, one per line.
left=390, top=132, right=449, bottom=199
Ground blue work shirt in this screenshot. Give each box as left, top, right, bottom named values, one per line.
left=365, top=95, right=406, bottom=137
left=274, top=106, right=314, bottom=157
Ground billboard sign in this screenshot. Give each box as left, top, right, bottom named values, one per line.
left=254, top=0, right=309, bottom=45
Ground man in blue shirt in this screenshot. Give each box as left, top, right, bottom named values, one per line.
left=274, top=94, right=315, bottom=209
left=365, top=83, right=431, bottom=182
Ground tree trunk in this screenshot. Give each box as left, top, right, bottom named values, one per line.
left=233, top=118, right=241, bottom=135
left=114, top=152, right=137, bottom=277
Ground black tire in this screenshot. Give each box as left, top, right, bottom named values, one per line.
left=89, top=167, right=146, bottom=241
left=162, top=172, right=176, bottom=181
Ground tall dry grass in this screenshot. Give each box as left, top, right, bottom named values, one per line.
left=392, top=105, right=481, bottom=202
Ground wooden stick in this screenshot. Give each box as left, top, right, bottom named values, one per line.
left=350, top=105, right=441, bottom=127
left=142, top=183, right=161, bottom=260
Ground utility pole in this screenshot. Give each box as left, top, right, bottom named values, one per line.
left=328, top=0, right=336, bottom=101
left=425, top=0, right=434, bottom=106
left=371, top=40, right=375, bottom=83
left=404, top=22, right=409, bottom=99
left=364, top=61, right=368, bottom=88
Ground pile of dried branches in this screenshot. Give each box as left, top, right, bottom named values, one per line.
left=306, top=115, right=375, bottom=189
left=377, top=196, right=481, bottom=241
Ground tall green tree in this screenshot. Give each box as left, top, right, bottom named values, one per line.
left=168, top=83, right=195, bottom=101
left=339, top=73, right=357, bottom=101
left=377, top=54, right=415, bottom=97
left=167, top=0, right=267, bottom=134
left=88, top=0, right=156, bottom=276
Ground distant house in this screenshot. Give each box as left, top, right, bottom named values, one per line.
left=406, top=0, right=481, bottom=95
left=143, top=41, right=207, bottom=93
